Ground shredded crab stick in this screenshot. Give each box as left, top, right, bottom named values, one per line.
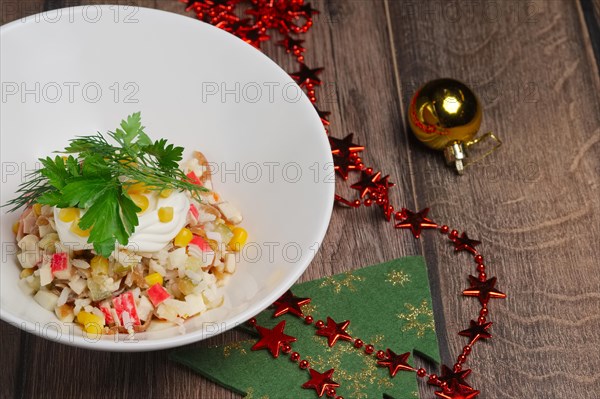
left=12, top=150, right=247, bottom=335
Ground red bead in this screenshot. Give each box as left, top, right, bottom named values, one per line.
left=478, top=316, right=487, bottom=324
left=480, top=307, right=488, bottom=317
left=281, top=344, right=292, bottom=354
left=299, top=360, right=310, bottom=369
left=290, top=352, right=300, bottom=362
left=353, top=200, right=361, bottom=207
left=326, top=388, right=337, bottom=397
left=463, top=345, right=472, bottom=355
left=449, top=230, right=459, bottom=239
left=479, top=272, right=487, bottom=281
left=417, top=368, right=427, bottom=378
left=458, top=354, right=467, bottom=363
left=305, top=315, right=314, bottom=324
left=429, top=374, right=439, bottom=384
left=365, top=168, right=373, bottom=174
left=474, top=255, right=484, bottom=264
left=440, top=382, right=448, bottom=389
left=476, top=264, right=486, bottom=272
left=376, top=350, right=386, bottom=359
left=454, top=363, right=462, bottom=372
left=297, top=56, right=304, bottom=62
left=354, top=339, right=363, bottom=348
left=306, top=83, right=314, bottom=90
left=395, top=211, right=403, bottom=220
left=364, top=199, right=372, bottom=206
left=315, top=320, right=325, bottom=329
left=309, top=96, right=317, bottom=103
left=365, top=344, right=374, bottom=354
left=440, top=225, right=449, bottom=234
left=247, top=318, right=257, bottom=327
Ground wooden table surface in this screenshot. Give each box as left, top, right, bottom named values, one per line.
left=2, top=1, right=599, bottom=398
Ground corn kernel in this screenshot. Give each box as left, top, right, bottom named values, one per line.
left=228, top=227, right=248, bottom=251
left=159, top=189, right=173, bottom=198
left=20, top=268, right=34, bottom=279
left=70, top=219, right=91, bottom=237
left=32, top=203, right=43, bottom=216
left=12, top=222, right=20, bottom=235
left=126, top=181, right=148, bottom=194
left=90, top=256, right=109, bottom=275
left=59, top=207, right=80, bottom=223
left=145, top=272, right=164, bottom=287
left=130, top=193, right=149, bottom=213
left=77, top=311, right=103, bottom=334
left=174, top=227, right=193, bottom=247
left=158, top=207, right=174, bottom=223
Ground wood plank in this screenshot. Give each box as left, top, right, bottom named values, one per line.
left=5, top=1, right=428, bottom=398
left=386, top=0, right=600, bottom=398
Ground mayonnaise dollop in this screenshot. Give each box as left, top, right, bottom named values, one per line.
left=54, top=191, right=190, bottom=253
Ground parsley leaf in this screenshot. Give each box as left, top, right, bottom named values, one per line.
left=4, top=112, right=207, bottom=257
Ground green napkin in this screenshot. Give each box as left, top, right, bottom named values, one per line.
left=171, top=256, right=440, bottom=398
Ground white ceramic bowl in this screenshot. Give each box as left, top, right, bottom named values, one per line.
left=0, top=6, right=334, bottom=351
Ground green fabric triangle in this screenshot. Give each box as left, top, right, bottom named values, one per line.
left=171, top=256, right=440, bottom=399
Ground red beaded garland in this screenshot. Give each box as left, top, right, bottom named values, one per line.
left=299, top=360, right=310, bottom=369
left=184, top=1, right=505, bottom=397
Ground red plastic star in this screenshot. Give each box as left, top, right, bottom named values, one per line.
left=435, top=365, right=472, bottom=389
left=314, top=105, right=331, bottom=126
left=241, top=26, right=270, bottom=48
left=251, top=320, right=296, bottom=358
left=395, top=208, right=438, bottom=238
left=376, top=349, right=413, bottom=377
left=278, top=36, right=305, bottom=53
left=350, top=170, right=383, bottom=198
left=298, top=2, right=319, bottom=16
left=452, top=232, right=481, bottom=255
left=329, top=134, right=364, bottom=156
left=459, top=320, right=493, bottom=344
left=316, top=317, right=352, bottom=347
left=272, top=290, right=311, bottom=318
left=302, top=368, right=339, bottom=397
left=333, top=153, right=361, bottom=180
left=434, top=386, right=480, bottom=399
left=290, top=63, right=324, bottom=87
left=463, top=276, right=506, bottom=305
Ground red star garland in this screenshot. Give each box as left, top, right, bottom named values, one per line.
left=395, top=208, right=438, bottom=238
left=182, top=1, right=506, bottom=398
left=290, top=63, right=324, bottom=87
left=302, top=368, right=340, bottom=397
left=316, top=317, right=353, bottom=347
left=459, top=320, right=493, bottom=344
left=452, top=233, right=481, bottom=254
left=463, top=275, right=507, bottom=306
left=376, top=349, right=413, bottom=377
left=434, top=365, right=473, bottom=391
left=272, top=290, right=311, bottom=318
left=251, top=320, right=297, bottom=358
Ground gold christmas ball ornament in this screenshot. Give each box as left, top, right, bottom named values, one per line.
left=408, top=78, right=501, bottom=174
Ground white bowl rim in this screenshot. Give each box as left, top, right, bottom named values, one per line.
left=0, top=5, right=334, bottom=351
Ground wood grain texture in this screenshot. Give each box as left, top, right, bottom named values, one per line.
left=387, top=0, right=600, bottom=398
left=1, top=0, right=599, bottom=398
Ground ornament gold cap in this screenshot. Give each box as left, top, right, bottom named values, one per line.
left=408, top=78, right=502, bottom=174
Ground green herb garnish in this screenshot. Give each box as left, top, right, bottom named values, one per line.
left=5, top=112, right=206, bottom=257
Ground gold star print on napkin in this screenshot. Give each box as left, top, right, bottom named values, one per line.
left=171, top=256, right=440, bottom=398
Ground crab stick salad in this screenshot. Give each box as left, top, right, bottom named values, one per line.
left=7, top=113, right=247, bottom=335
